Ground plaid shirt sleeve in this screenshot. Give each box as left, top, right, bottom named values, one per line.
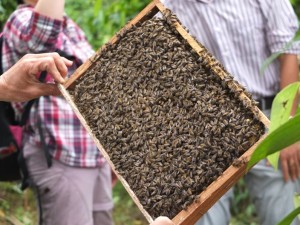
left=2, top=6, right=63, bottom=117
left=3, top=5, right=62, bottom=54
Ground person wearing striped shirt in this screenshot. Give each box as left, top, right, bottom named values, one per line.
left=2, top=0, right=114, bottom=224
left=162, top=0, right=300, bottom=225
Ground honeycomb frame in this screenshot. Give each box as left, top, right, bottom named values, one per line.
left=59, top=1, right=270, bottom=224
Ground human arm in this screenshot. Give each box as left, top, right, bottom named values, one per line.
left=150, top=217, right=174, bottom=225
left=0, top=53, right=72, bottom=102
left=262, top=0, right=300, bottom=182
left=34, top=0, right=65, bottom=20
left=3, top=0, right=93, bottom=67
left=279, top=54, right=299, bottom=92
left=278, top=53, right=300, bottom=182
left=2, top=1, right=65, bottom=56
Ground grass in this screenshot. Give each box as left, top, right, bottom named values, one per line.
left=0, top=181, right=147, bottom=225
left=112, top=182, right=148, bottom=225
left=0, top=182, right=36, bottom=225
left=0, top=179, right=258, bottom=225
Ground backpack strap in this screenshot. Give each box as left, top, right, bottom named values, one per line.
left=35, top=71, right=52, bottom=167
left=19, top=71, right=51, bottom=190
left=18, top=50, right=78, bottom=190
left=19, top=51, right=79, bottom=190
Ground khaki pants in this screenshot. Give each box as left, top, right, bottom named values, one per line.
left=24, top=142, right=114, bottom=225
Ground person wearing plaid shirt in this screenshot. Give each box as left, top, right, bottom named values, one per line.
left=2, top=0, right=114, bottom=224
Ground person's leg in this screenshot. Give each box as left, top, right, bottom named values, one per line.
left=24, top=142, right=99, bottom=225
left=245, top=159, right=300, bottom=225
left=194, top=188, right=233, bottom=225
left=93, top=209, right=113, bottom=225
left=92, top=162, right=114, bottom=225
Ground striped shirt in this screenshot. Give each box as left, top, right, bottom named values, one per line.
left=2, top=5, right=105, bottom=167
left=162, top=0, right=300, bottom=99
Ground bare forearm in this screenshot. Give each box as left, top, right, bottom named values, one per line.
left=34, top=0, right=65, bottom=20
left=278, top=54, right=300, bottom=182
left=280, top=54, right=299, bottom=88
left=0, top=77, right=13, bottom=102
left=279, top=53, right=299, bottom=115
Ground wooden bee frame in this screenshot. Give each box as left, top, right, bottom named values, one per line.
left=59, top=0, right=270, bottom=224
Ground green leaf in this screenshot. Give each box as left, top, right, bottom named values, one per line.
left=277, top=206, right=300, bottom=225
left=295, top=30, right=300, bottom=40
left=260, top=52, right=282, bottom=75
left=269, top=82, right=300, bottom=132
left=248, top=114, right=300, bottom=169
left=260, top=37, right=298, bottom=75
left=294, top=193, right=300, bottom=221
left=94, top=0, right=103, bottom=17
left=267, top=152, right=280, bottom=170
left=265, top=83, right=300, bottom=169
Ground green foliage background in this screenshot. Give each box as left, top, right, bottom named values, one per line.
left=291, top=0, right=300, bottom=20
left=65, top=0, right=149, bottom=48
left=0, top=0, right=149, bottom=48
left=0, top=0, right=17, bottom=30
left=0, top=0, right=299, bottom=225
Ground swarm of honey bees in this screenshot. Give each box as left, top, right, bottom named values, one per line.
left=70, top=10, right=265, bottom=219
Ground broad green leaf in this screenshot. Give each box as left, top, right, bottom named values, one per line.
left=267, top=152, right=280, bottom=170
left=248, top=114, right=300, bottom=169
left=294, top=193, right=300, bottom=220
left=269, top=82, right=300, bottom=132
left=277, top=206, right=300, bottom=225
left=296, top=105, right=300, bottom=115
left=266, top=83, right=300, bottom=169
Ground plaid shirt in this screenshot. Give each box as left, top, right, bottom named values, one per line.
left=2, top=5, right=105, bottom=167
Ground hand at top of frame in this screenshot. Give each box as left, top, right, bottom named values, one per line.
left=150, top=216, right=175, bottom=225
left=0, top=52, right=73, bottom=102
